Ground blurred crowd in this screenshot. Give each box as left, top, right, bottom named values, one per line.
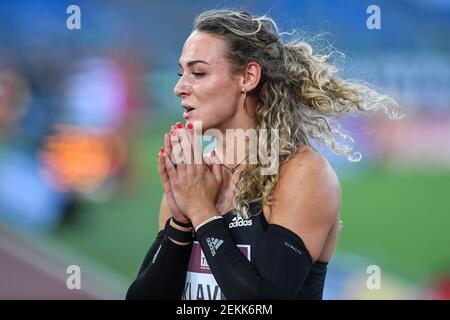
left=0, top=51, right=142, bottom=230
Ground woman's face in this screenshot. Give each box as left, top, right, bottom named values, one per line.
left=174, top=30, right=242, bottom=132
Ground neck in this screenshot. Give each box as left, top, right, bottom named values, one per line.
left=212, top=93, right=257, bottom=181
left=214, top=125, right=252, bottom=166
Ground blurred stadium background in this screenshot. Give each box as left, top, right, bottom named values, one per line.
left=0, top=0, right=449, bottom=299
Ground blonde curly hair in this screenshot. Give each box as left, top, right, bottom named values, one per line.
left=194, top=9, right=402, bottom=218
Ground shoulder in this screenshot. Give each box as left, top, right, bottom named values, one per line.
left=268, top=146, right=341, bottom=261
left=278, top=146, right=341, bottom=202
left=274, top=145, right=341, bottom=207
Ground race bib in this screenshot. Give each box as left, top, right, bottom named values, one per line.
left=182, top=241, right=251, bottom=300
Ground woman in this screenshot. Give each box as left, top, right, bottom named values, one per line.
left=126, top=9, right=399, bottom=300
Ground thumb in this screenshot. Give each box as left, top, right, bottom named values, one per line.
left=204, top=150, right=215, bottom=171
left=211, top=151, right=223, bottom=184
left=204, top=153, right=214, bottom=167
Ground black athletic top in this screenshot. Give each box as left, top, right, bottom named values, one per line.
left=126, top=202, right=329, bottom=300
left=183, top=203, right=328, bottom=300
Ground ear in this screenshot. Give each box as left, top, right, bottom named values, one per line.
left=240, top=61, right=262, bottom=92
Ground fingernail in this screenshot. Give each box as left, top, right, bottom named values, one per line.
left=159, top=147, right=165, bottom=154
left=175, top=122, right=183, bottom=129
left=186, top=123, right=193, bottom=130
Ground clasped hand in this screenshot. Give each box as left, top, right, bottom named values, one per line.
left=157, top=122, right=223, bottom=228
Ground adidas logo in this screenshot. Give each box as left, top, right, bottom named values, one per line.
left=229, top=215, right=253, bottom=228
left=206, top=237, right=223, bottom=256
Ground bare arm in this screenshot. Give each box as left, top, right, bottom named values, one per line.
left=269, top=148, right=341, bottom=262
left=158, top=193, right=172, bottom=231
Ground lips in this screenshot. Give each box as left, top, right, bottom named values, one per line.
left=182, top=105, right=195, bottom=112
left=182, top=105, right=195, bottom=119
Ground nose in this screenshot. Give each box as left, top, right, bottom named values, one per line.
left=174, top=75, right=191, bottom=97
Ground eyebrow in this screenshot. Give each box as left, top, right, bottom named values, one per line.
left=178, top=60, right=210, bottom=68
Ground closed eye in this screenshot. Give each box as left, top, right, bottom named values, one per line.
left=177, top=72, right=205, bottom=78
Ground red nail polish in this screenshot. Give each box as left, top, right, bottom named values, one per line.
left=176, top=122, right=183, bottom=129
left=187, top=123, right=193, bottom=130
left=159, top=147, right=165, bottom=153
